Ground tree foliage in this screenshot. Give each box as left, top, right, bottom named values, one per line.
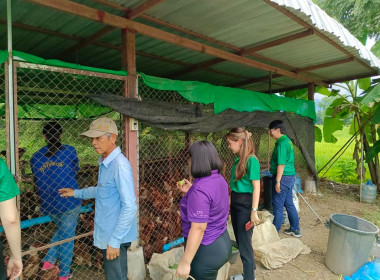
left=313, top=0, right=380, bottom=43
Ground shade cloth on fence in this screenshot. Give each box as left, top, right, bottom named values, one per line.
left=90, top=93, right=317, bottom=179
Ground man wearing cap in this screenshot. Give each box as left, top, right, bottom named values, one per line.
left=59, top=117, right=137, bottom=280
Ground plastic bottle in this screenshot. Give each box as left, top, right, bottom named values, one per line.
left=361, top=180, right=377, bottom=203
left=293, top=173, right=303, bottom=193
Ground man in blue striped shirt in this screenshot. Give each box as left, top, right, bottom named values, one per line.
left=59, top=117, right=137, bottom=280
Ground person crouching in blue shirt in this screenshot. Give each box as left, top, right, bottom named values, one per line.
left=59, top=117, right=137, bottom=280
left=31, top=122, right=81, bottom=280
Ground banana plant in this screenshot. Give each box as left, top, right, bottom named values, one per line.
left=280, top=42, right=380, bottom=187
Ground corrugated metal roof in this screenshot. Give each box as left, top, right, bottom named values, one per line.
left=271, top=0, right=380, bottom=69
left=0, top=0, right=378, bottom=94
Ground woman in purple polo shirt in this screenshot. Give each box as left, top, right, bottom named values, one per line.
left=176, top=140, right=231, bottom=280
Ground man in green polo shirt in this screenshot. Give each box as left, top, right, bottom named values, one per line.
left=0, top=158, right=23, bottom=279
left=269, top=120, right=301, bottom=237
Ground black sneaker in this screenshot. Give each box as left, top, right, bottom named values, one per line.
left=284, top=228, right=302, bottom=238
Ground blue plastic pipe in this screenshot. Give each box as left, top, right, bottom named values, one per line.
left=0, top=204, right=93, bottom=234
left=162, top=237, right=184, bottom=252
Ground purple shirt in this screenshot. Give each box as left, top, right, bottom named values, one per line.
left=180, top=170, right=229, bottom=245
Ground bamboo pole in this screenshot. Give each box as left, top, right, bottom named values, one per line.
left=21, top=231, right=93, bottom=256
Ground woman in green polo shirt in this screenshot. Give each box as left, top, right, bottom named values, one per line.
left=227, top=128, right=260, bottom=280
left=0, top=158, right=23, bottom=280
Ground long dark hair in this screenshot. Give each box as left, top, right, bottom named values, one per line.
left=43, top=122, right=63, bottom=157
left=190, top=140, right=223, bottom=178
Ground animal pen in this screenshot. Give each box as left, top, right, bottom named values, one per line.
left=0, top=54, right=314, bottom=279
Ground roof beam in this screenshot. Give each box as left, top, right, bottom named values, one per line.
left=58, top=26, right=116, bottom=58
left=327, top=72, right=377, bottom=84
left=26, top=0, right=327, bottom=86
left=228, top=74, right=281, bottom=88
left=57, top=0, right=165, bottom=58
left=240, top=29, right=314, bottom=55
left=0, top=19, right=78, bottom=41
left=263, top=83, right=309, bottom=94
left=262, top=0, right=376, bottom=74
left=167, top=29, right=314, bottom=79
left=0, top=20, right=250, bottom=81
left=90, top=0, right=243, bottom=52
left=126, top=0, right=166, bottom=19
left=295, top=57, right=355, bottom=72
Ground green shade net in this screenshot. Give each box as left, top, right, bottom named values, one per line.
left=0, top=104, right=112, bottom=119
left=140, top=74, right=316, bottom=122
left=0, top=50, right=316, bottom=122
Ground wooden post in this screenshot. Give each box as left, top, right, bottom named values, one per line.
left=122, top=28, right=138, bottom=197
left=308, top=83, right=315, bottom=101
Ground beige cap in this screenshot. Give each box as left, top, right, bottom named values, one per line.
left=80, top=117, right=118, bottom=138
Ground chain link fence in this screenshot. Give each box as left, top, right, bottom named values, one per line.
left=4, top=62, right=128, bottom=280
left=0, top=61, right=309, bottom=279
left=137, top=79, right=308, bottom=263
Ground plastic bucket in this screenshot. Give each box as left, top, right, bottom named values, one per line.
left=325, top=214, right=379, bottom=276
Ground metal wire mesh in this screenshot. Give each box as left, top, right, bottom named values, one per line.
left=0, top=62, right=311, bottom=279
left=137, top=80, right=309, bottom=263
left=13, top=63, right=126, bottom=280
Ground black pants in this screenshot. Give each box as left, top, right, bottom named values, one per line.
left=0, top=243, right=5, bottom=280
left=101, top=242, right=131, bottom=280
left=186, top=230, right=231, bottom=280
left=231, top=192, right=255, bottom=280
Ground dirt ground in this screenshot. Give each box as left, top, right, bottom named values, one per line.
left=227, top=181, right=379, bottom=280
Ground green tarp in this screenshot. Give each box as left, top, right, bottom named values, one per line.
left=0, top=50, right=316, bottom=122
left=140, top=74, right=316, bottom=121
left=0, top=50, right=128, bottom=76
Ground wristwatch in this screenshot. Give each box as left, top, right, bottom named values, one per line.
left=251, top=207, right=258, bottom=212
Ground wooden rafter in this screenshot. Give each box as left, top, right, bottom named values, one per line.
left=91, top=0, right=324, bottom=81
left=262, top=0, right=377, bottom=74
left=165, top=58, right=224, bottom=79
left=263, top=83, right=309, bottom=94
left=58, top=0, right=166, bottom=58
left=228, top=74, right=281, bottom=88
left=295, top=57, right=355, bottom=72
left=126, top=0, right=166, bottom=19
left=58, top=26, right=116, bottom=58
left=167, top=29, right=315, bottom=80
left=90, top=0, right=244, bottom=52
left=228, top=57, right=356, bottom=88
left=240, top=29, right=314, bottom=55
left=26, top=0, right=327, bottom=86
left=0, top=19, right=252, bottom=81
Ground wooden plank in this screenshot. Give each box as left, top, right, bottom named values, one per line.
left=0, top=19, right=251, bottom=81
left=90, top=0, right=242, bottom=52
left=127, top=0, right=166, bottom=19
left=122, top=29, right=139, bottom=197
left=308, top=83, right=315, bottom=101
left=59, top=25, right=116, bottom=57
left=228, top=74, right=281, bottom=88
left=240, top=29, right=313, bottom=55
left=295, top=57, right=355, bottom=72
left=26, top=0, right=327, bottom=86
left=166, top=30, right=318, bottom=80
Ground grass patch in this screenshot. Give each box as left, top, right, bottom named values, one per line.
left=315, top=125, right=371, bottom=184
left=362, top=205, right=380, bottom=228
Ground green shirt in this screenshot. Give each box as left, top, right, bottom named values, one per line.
left=0, top=158, right=20, bottom=202
left=230, top=156, right=260, bottom=193
left=270, top=135, right=296, bottom=176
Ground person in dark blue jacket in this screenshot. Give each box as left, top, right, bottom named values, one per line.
left=31, top=122, right=81, bottom=280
